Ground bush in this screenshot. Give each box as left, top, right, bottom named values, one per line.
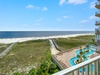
left=36, top=68, right=42, bottom=75
left=49, top=63, right=58, bottom=74
left=40, top=61, right=49, bottom=73
left=13, top=72, right=23, bottom=75
left=28, top=68, right=36, bottom=75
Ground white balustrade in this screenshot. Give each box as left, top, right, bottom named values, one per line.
left=53, top=55, right=100, bottom=75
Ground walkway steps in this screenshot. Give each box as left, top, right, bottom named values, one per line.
left=52, top=55, right=65, bottom=70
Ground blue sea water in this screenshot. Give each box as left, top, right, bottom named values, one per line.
left=0, top=31, right=94, bottom=38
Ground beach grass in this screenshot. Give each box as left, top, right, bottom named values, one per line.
left=0, top=40, right=51, bottom=75
left=0, top=44, right=11, bottom=53
left=54, top=35, right=95, bottom=51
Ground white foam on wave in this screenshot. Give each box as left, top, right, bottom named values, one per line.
left=0, top=33, right=94, bottom=44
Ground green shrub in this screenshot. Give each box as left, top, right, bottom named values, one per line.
left=36, top=68, right=43, bottom=75
left=13, top=72, right=23, bottom=75
left=49, top=63, right=58, bottom=74
left=28, top=68, right=36, bottom=75
left=40, top=61, right=49, bottom=73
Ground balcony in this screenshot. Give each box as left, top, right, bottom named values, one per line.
left=95, top=2, right=100, bottom=9
left=53, top=55, right=100, bottom=75
left=95, top=28, right=100, bottom=34
left=95, top=32, right=100, bottom=35
left=95, top=11, right=100, bottom=17
left=95, top=21, right=100, bottom=26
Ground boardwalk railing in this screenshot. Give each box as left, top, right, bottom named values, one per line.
left=51, top=39, right=64, bottom=51
left=52, top=56, right=65, bottom=70
left=52, top=55, right=100, bottom=75
left=0, top=42, right=16, bottom=58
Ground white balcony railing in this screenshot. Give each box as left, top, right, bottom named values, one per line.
left=96, top=11, right=100, bottom=15
left=95, top=21, right=100, bottom=26
left=96, top=2, right=100, bottom=6
left=53, top=55, right=100, bottom=75
left=95, top=28, right=100, bottom=33
left=96, top=21, right=100, bottom=24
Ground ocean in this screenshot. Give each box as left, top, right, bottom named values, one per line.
left=0, top=31, right=94, bottom=38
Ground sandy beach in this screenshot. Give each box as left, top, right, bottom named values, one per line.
left=0, top=33, right=94, bottom=44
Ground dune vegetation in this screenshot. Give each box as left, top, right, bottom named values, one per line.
left=0, top=44, right=11, bottom=53
left=54, top=35, right=95, bottom=51
left=0, top=40, right=59, bottom=75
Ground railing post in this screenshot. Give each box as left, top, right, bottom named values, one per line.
left=77, top=69, right=79, bottom=75
left=86, top=65, right=89, bottom=75
left=82, top=66, right=84, bottom=75
left=94, top=61, right=96, bottom=75
left=99, top=59, right=100, bottom=75
left=96, top=60, right=99, bottom=75
left=90, top=63, right=93, bottom=75
left=71, top=72, right=74, bottom=75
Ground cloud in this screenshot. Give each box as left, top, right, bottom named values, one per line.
left=56, top=15, right=69, bottom=21
left=59, top=0, right=66, bottom=5
left=59, top=0, right=87, bottom=5
left=68, top=0, right=87, bottom=4
left=57, top=16, right=69, bottom=21
left=80, top=15, right=96, bottom=23
left=63, top=16, right=68, bottom=19
left=90, top=1, right=95, bottom=8
left=42, top=7, right=48, bottom=11
left=26, top=4, right=48, bottom=11
left=89, top=15, right=97, bottom=19
left=80, top=20, right=88, bottom=23
left=35, top=18, right=43, bottom=22
left=26, top=4, right=34, bottom=9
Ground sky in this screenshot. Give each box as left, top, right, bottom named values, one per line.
left=0, top=0, right=98, bottom=31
